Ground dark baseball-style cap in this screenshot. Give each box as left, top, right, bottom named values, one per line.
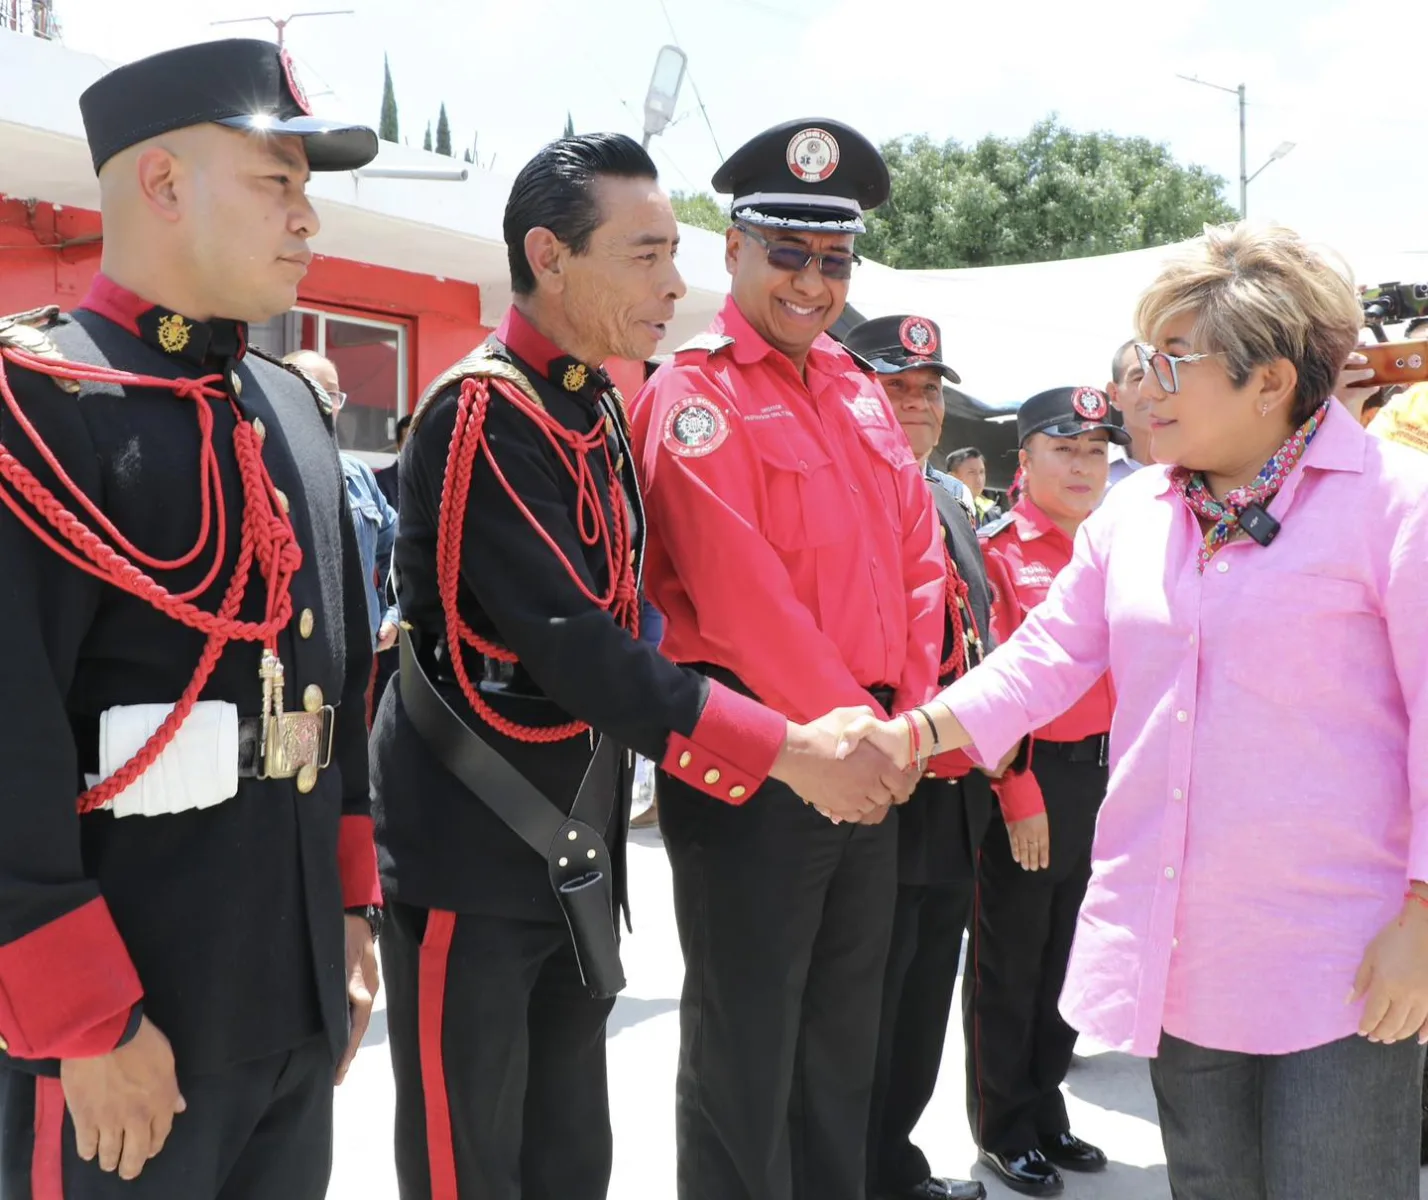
left=1017, top=386, right=1131, bottom=446
left=79, top=39, right=379, bottom=174
left=711, top=118, right=890, bottom=234
left=843, top=314, right=961, bottom=384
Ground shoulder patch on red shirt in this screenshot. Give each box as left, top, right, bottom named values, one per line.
left=662, top=396, right=730, bottom=457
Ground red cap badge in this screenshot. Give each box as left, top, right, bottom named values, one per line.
left=1072, top=387, right=1108, bottom=421
left=898, top=316, right=939, bottom=357
left=280, top=50, right=314, bottom=117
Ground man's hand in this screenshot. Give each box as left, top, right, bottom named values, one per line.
left=376, top=621, right=399, bottom=652
left=1334, top=351, right=1381, bottom=422
left=1006, top=812, right=1050, bottom=871
left=61, top=1016, right=186, bottom=1181
left=770, top=708, right=899, bottom=823
left=832, top=714, right=913, bottom=770
left=1349, top=894, right=1428, bottom=1044
left=336, top=914, right=380, bottom=1085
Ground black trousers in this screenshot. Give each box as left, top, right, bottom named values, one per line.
left=0, top=1035, right=333, bottom=1200
left=659, top=771, right=898, bottom=1200
left=963, top=749, right=1106, bottom=1155
left=868, top=878, right=975, bottom=1193
left=380, top=900, right=615, bottom=1200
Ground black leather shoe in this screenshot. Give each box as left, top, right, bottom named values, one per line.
left=976, top=1149, right=1064, bottom=1196
left=880, top=1176, right=986, bottom=1200
left=1040, top=1131, right=1107, bottom=1173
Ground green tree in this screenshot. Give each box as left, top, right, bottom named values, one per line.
left=463, top=146, right=473, bottom=164
left=564, top=112, right=575, bottom=138
left=671, top=191, right=728, bottom=234
left=422, top=121, right=432, bottom=153
left=378, top=55, right=399, bottom=143
left=859, top=117, right=1238, bottom=269
left=435, top=103, right=452, bottom=157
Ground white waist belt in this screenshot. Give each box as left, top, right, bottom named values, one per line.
left=83, top=701, right=241, bottom=819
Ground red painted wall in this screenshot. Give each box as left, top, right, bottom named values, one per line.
left=0, top=197, right=644, bottom=400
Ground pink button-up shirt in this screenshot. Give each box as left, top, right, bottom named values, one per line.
left=943, top=403, right=1428, bottom=1056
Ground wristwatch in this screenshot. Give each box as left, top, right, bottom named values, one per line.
left=345, top=905, right=384, bottom=941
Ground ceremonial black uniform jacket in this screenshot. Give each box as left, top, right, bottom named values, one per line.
left=372, top=307, right=787, bottom=921
left=896, top=468, right=998, bottom=887
left=0, top=279, right=377, bottom=1078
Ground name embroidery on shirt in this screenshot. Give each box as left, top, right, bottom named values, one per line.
left=743, top=404, right=796, bottom=423
left=1016, top=562, right=1056, bottom=589
left=849, top=393, right=888, bottom=427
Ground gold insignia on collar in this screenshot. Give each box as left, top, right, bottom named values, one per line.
left=156, top=314, right=192, bottom=354
left=562, top=363, right=589, bottom=393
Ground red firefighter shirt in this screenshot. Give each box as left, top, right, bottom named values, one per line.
left=629, top=297, right=944, bottom=725
left=981, top=498, right=1116, bottom=820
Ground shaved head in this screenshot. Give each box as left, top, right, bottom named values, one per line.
left=97, top=123, right=319, bottom=324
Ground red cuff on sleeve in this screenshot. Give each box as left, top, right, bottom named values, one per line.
left=338, top=815, right=382, bottom=908
left=661, top=681, right=786, bottom=806
left=994, top=768, right=1046, bottom=822
left=0, top=898, right=142, bottom=1060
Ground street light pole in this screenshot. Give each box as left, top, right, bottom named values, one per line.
left=1237, top=82, right=1247, bottom=219
left=1176, top=74, right=1249, bottom=217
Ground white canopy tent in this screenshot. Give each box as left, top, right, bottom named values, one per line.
left=845, top=240, right=1428, bottom=411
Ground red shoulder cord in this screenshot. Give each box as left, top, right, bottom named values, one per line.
left=938, top=539, right=981, bottom=681
left=0, top=345, right=302, bottom=814
left=436, top=375, right=639, bottom=744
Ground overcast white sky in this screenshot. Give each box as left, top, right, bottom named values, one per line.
left=50, top=0, right=1427, bottom=258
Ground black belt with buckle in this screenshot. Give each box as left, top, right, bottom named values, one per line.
left=1038, top=733, right=1109, bottom=767
left=73, top=708, right=336, bottom=787
left=236, top=709, right=336, bottom=781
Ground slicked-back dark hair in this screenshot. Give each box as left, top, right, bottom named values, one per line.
left=946, top=447, right=985, bottom=470
left=1111, top=338, right=1138, bottom=384
left=503, top=133, right=659, bottom=296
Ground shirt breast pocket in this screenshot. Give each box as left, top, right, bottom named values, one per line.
left=1221, top=570, right=1371, bottom=703
left=750, top=430, right=847, bottom=551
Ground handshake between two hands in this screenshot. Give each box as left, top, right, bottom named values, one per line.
left=771, top=706, right=920, bottom=825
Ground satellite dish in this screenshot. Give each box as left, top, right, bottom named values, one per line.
left=642, top=45, right=687, bottom=148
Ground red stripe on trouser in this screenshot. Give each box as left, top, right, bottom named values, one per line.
left=31, top=1077, right=64, bottom=1200
left=419, top=909, right=459, bottom=1200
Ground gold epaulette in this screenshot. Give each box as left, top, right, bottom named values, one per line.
left=0, top=306, right=80, bottom=394
left=410, top=345, right=546, bottom=436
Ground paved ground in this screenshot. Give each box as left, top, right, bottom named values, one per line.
left=328, top=825, right=1428, bottom=1198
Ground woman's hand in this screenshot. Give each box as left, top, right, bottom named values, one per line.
left=835, top=714, right=912, bottom=770
left=1006, top=812, right=1050, bottom=871
left=1348, top=894, right=1428, bottom=1043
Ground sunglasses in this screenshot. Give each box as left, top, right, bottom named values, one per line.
left=737, top=224, right=861, bottom=281
left=1135, top=343, right=1219, bottom=395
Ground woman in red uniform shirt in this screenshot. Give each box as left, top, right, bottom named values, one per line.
left=964, top=386, right=1122, bottom=1197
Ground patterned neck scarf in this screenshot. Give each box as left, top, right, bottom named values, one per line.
left=1170, top=400, right=1330, bottom=573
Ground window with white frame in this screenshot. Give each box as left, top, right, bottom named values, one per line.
left=249, top=306, right=409, bottom=456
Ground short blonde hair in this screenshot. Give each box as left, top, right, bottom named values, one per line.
left=1135, top=223, right=1361, bottom=425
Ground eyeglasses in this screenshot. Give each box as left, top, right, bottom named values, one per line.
left=327, top=390, right=348, bottom=411
left=1135, top=343, right=1219, bottom=395
left=736, top=224, right=861, bottom=281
